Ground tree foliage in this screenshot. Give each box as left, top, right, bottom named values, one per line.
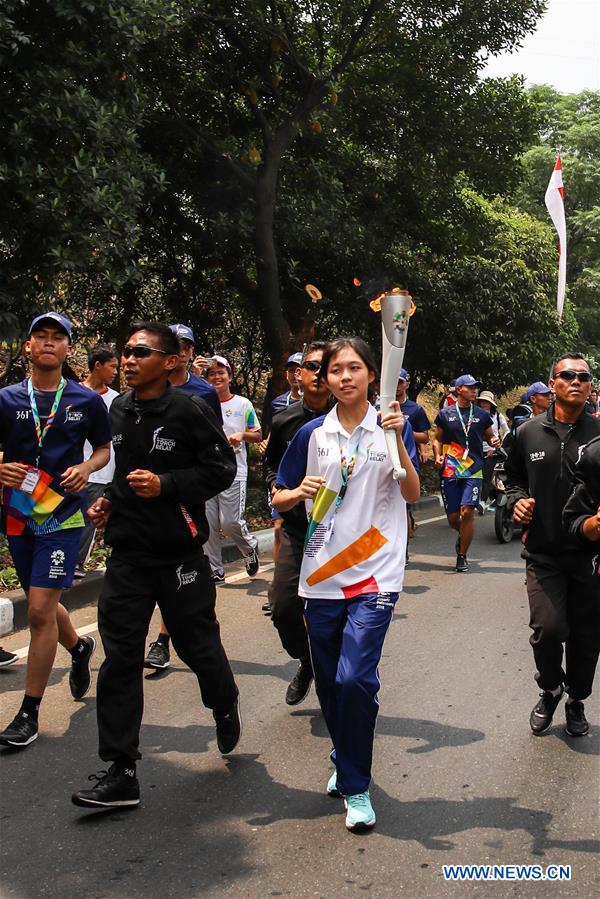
left=515, top=87, right=600, bottom=372
left=2, top=0, right=580, bottom=396
left=0, top=0, right=166, bottom=326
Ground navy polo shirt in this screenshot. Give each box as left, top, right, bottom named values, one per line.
left=0, top=379, right=111, bottom=535
left=175, top=373, right=222, bottom=423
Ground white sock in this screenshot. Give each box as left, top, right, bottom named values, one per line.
left=550, top=685, right=563, bottom=698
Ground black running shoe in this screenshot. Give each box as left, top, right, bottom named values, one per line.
left=212, top=570, right=225, bottom=584
left=72, top=764, right=140, bottom=809
left=214, top=696, right=242, bottom=754
left=245, top=547, right=259, bottom=577
left=69, top=636, right=96, bottom=700
left=455, top=554, right=469, bottom=572
left=529, top=687, right=564, bottom=734
left=0, top=711, right=38, bottom=747
left=565, top=700, right=589, bottom=737
left=144, top=641, right=170, bottom=670
left=0, top=647, right=18, bottom=668
left=285, top=661, right=313, bottom=706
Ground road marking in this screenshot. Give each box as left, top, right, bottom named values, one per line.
left=416, top=514, right=447, bottom=525
left=7, top=563, right=277, bottom=657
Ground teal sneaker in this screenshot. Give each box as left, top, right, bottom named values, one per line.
left=344, top=791, right=376, bottom=831
left=327, top=770, right=341, bottom=797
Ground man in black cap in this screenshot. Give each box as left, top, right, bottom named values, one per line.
left=0, top=312, right=111, bottom=748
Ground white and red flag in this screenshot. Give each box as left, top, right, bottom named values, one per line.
left=544, top=154, right=567, bottom=318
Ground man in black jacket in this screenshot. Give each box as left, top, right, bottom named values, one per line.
left=506, top=353, right=600, bottom=738
left=264, top=342, right=330, bottom=705
left=72, top=322, right=240, bottom=810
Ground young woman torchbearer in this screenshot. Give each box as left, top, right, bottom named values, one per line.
left=273, top=337, right=419, bottom=831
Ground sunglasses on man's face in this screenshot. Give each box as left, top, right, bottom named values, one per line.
left=122, top=345, right=167, bottom=359
left=554, top=370, right=592, bottom=383
left=301, top=360, right=321, bottom=373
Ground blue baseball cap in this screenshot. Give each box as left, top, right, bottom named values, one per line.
left=29, top=311, right=73, bottom=340
left=287, top=352, right=303, bottom=367
left=170, top=323, right=195, bottom=345
left=397, top=368, right=410, bottom=382
left=455, top=374, right=482, bottom=389
left=525, top=381, right=551, bottom=401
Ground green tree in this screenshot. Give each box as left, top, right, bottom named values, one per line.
left=139, top=0, right=546, bottom=379
left=0, top=0, right=166, bottom=332
left=515, top=87, right=600, bottom=371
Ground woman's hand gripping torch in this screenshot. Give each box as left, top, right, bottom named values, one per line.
left=378, top=289, right=414, bottom=480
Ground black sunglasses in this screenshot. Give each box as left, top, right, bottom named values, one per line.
left=122, top=345, right=167, bottom=359
left=554, top=370, right=592, bottom=383
left=301, top=360, right=321, bottom=372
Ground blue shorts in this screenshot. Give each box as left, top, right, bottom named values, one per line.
left=441, top=478, right=482, bottom=514
left=7, top=529, right=83, bottom=592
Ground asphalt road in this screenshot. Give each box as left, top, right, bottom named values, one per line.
left=1, top=509, right=598, bottom=899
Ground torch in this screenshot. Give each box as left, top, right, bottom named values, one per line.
left=375, top=288, right=414, bottom=480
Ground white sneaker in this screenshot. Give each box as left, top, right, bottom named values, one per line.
left=344, top=791, right=376, bottom=830
left=326, top=770, right=341, bottom=797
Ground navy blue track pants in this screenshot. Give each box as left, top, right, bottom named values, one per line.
left=304, top=592, right=398, bottom=796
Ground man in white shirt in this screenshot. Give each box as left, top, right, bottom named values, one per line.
left=77, top=345, right=119, bottom=572
left=204, top=356, right=262, bottom=581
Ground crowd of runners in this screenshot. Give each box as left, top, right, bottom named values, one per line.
left=0, top=310, right=599, bottom=832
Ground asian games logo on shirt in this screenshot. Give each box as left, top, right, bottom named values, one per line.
left=176, top=565, right=198, bottom=589
left=150, top=426, right=176, bottom=453
left=64, top=405, right=84, bottom=423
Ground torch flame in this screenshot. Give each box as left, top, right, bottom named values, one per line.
left=369, top=287, right=416, bottom=315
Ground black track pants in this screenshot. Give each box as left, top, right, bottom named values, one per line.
left=269, top=528, right=311, bottom=663
left=97, top=551, right=238, bottom=762
left=525, top=551, right=600, bottom=700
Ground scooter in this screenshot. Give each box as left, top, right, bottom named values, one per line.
left=488, top=446, right=515, bottom=543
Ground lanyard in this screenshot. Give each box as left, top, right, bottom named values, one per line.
left=27, top=377, right=66, bottom=465
left=321, top=433, right=361, bottom=545
left=335, top=434, right=361, bottom=509
left=455, top=403, right=474, bottom=459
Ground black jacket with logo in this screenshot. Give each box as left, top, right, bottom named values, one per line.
left=505, top=404, right=600, bottom=555
left=105, top=386, right=236, bottom=564
left=563, top=436, right=600, bottom=550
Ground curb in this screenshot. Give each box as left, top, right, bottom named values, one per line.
left=412, top=494, right=442, bottom=511
left=1, top=497, right=441, bottom=633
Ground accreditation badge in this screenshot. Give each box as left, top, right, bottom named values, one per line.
left=20, top=466, right=42, bottom=495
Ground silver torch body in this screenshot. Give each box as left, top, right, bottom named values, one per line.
left=379, top=290, right=413, bottom=480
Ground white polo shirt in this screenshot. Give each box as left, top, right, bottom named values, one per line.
left=220, top=394, right=261, bottom=481
left=276, top=403, right=407, bottom=599
left=83, top=386, right=119, bottom=485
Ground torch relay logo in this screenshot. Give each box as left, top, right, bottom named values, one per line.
left=176, top=565, right=198, bottom=590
